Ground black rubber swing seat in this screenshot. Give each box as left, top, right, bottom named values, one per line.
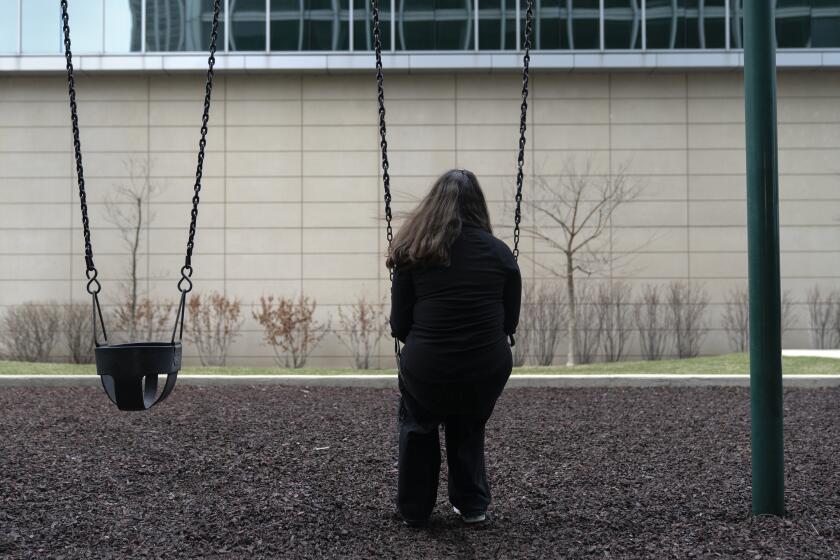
left=95, top=342, right=183, bottom=411
left=61, top=0, right=221, bottom=411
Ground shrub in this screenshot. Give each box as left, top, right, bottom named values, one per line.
left=595, top=282, right=633, bottom=362
left=634, top=284, right=669, bottom=361
left=511, top=282, right=534, bottom=367
left=186, top=292, right=244, bottom=367
left=63, top=302, right=94, bottom=364
left=335, top=295, right=387, bottom=369
left=529, top=281, right=565, bottom=366
left=253, top=294, right=329, bottom=368
left=574, top=283, right=599, bottom=364
left=666, top=281, right=709, bottom=358
left=111, top=297, right=175, bottom=342
left=0, top=302, right=61, bottom=362
left=724, top=285, right=798, bottom=351
left=807, top=285, right=839, bottom=349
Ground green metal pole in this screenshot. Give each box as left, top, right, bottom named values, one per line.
left=743, top=0, right=784, bottom=517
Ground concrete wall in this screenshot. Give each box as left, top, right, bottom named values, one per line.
left=0, top=70, right=838, bottom=366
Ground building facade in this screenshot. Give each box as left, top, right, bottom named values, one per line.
left=0, top=0, right=839, bottom=366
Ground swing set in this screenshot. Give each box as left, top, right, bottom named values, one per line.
left=60, top=0, right=534, bottom=412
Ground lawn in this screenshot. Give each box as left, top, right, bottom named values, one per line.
left=1, top=352, right=837, bottom=376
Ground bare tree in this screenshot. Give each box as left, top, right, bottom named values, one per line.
left=807, top=285, right=839, bottom=349
left=186, top=292, right=244, bottom=367
left=0, top=302, right=61, bottom=362
left=666, top=281, right=709, bottom=358
left=104, top=158, right=156, bottom=341
left=634, top=284, right=669, bottom=361
left=253, top=294, right=330, bottom=368
left=63, top=302, right=94, bottom=364
left=519, top=159, right=642, bottom=365
left=335, top=295, right=387, bottom=369
left=596, top=281, right=633, bottom=362
left=529, top=281, right=565, bottom=366
left=722, top=285, right=798, bottom=352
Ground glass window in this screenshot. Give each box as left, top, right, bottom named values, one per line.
left=146, top=0, right=227, bottom=52
left=729, top=0, right=743, bottom=48
left=568, top=0, right=599, bottom=49
left=396, top=0, right=473, bottom=50
left=22, top=0, right=63, bottom=53
left=353, top=0, right=392, bottom=50
left=0, top=0, right=18, bottom=54
left=231, top=0, right=267, bottom=50
left=646, top=0, right=724, bottom=49
left=534, top=0, right=567, bottom=49
left=811, top=0, right=840, bottom=47
left=604, top=0, right=640, bottom=49
left=776, top=0, right=811, bottom=47
left=105, top=1, right=142, bottom=53
left=478, top=0, right=516, bottom=50
left=271, top=0, right=350, bottom=50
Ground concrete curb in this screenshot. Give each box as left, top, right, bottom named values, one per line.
left=2, top=374, right=840, bottom=388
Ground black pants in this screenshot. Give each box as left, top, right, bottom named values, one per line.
left=396, top=370, right=508, bottom=522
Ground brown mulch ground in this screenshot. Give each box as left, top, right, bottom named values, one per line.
left=0, top=385, right=838, bottom=559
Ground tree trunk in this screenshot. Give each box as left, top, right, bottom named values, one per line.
left=129, top=196, right=142, bottom=340
left=566, top=252, right=577, bottom=366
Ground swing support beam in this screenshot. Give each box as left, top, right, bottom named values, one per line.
left=743, top=0, right=784, bottom=516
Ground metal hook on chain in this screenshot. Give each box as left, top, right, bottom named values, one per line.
left=178, top=265, right=194, bottom=293
left=85, top=268, right=101, bottom=295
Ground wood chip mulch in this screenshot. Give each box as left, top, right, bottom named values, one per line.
left=1, top=385, right=838, bottom=559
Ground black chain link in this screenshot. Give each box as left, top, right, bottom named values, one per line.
left=61, top=0, right=99, bottom=294
left=62, top=0, right=219, bottom=299
left=513, top=0, right=534, bottom=262
left=181, top=0, right=222, bottom=293
left=371, top=0, right=394, bottom=283
left=371, top=0, right=402, bottom=365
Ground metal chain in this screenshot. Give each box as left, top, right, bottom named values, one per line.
left=513, top=0, right=534, bottom=262
left=181, top=0, right=222, bottom=294
left=371, top=0, right=394, bottom=283
left=371, top=0, right=402, bottom=366
left=61, top=0, right=99, bottom=295
left=62, top=0, right=220, bottom=298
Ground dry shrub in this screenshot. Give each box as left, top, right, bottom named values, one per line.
left=253, top=294, right=329, bottom=368
left=530, top=281, right=565, bottom=366
left=666, top=281, right=709, bottom=358
left=335, top=295, right=387, bottom=369
left=511, top=282, right=534, bottom=367
left=0, top=302, right=61, bottom=362
left=595, top=282, right=633, bottom=362
left=111, top=297, right=175, bottom=343
left=186, top=292, right=244, bottom=367
left=63, top=302, right=94, bottom=364
left=574, top=284, right=599, bottom=364
left=807, top=285, right=839, bottom=349
left=634, top=284, right=669, bottom=361
left=724, top=285, right=798, bottom=352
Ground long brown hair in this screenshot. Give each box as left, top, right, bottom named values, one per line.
left=386, top=169, right=492, bottom=269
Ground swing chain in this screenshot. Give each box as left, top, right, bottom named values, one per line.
left=181, top=0, right=221, bottom=294
left=61, top=0, right=99, bottom=295
left=513, top=0, right=534, bottom=262
left=371, top=0, right=394, bottom=283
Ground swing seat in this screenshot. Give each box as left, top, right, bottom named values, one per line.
left=95, top=342, right=182, bottom=411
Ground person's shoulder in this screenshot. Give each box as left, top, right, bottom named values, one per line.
left=467, top=227, right=516, bottom=264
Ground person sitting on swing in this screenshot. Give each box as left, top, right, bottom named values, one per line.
left=388, top=169, right=522, bottom=527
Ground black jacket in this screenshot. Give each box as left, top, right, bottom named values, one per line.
left=390, top=223, right=522, bottom=380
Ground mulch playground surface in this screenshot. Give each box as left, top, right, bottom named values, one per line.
left=1, top=385, right=838, bottom=559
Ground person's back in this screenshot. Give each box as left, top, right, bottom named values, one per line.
left=393, top=224, right=519, bottom=384
left=387, top=169, right=521, bottom=527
